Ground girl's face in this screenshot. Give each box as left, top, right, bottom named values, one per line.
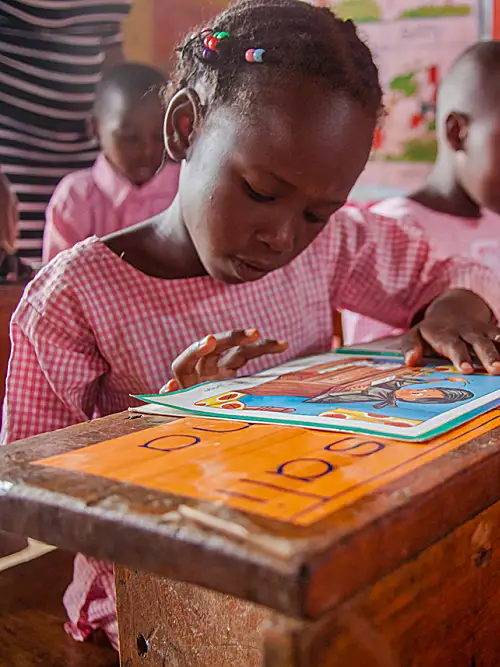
left=172, top=77, right=376, bottom=283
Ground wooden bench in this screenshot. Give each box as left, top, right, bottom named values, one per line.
left=0, top=548, right=118, bottom=667
left=2, top=411, right=500, bottom=665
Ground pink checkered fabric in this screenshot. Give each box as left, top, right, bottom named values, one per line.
left=3, top=206, right=500, bottom=650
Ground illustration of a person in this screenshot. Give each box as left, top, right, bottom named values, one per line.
left=307, top=376, right=474, bottom=409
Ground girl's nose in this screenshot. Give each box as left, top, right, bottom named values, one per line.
left=256, top=216, right=296, bottom=255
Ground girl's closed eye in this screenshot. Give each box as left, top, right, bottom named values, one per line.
left=304, top=203, right=344, bottom=225
left=304, top=210, right=326, bottom=224
left=242, top=178, right=276, bottom=203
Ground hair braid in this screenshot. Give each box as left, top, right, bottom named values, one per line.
left=167, top=0, right=382, bottom=116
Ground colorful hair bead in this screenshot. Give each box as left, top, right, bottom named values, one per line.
left=214, top=31, right=229, bottom=39
left=245, top=48, right=265, bottom=64
left=204, top=35, right=218, bottom=51
left=253, top=48, right=265, bottom=63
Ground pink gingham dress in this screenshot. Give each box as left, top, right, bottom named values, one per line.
left=3, top=206, right=500, bottom=650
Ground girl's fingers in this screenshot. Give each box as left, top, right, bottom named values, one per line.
left=171, top=329, right=261, bottom=388
left=401, top=327, right=424, bottom=366
left=221, top=340, right=289, bottom=371
left=459, top=331, right=500, bottom=375
left=484, top=323, right=500, bottom=343
left=420, top=328, right=474, bottom=374
left=165, top=379, right=180, bottom=392
left=171, top=335, right=218, bottom=386
left=196, top=329, right=261, bottom=377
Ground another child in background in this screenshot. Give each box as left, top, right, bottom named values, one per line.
left=3, top=1, right=500, bottom=651
left=0, top=172, right=33, bottom=283
left=343, top=41, right=500, bottom=345
left=43, top=63, right=180, bottom=263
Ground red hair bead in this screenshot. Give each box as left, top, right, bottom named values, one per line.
left=204, top=35, right=219, bottom=51
left=245, top=49, right=256, bottom=63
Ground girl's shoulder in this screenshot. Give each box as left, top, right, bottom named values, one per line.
left=18, top=238, right=123, bottom=321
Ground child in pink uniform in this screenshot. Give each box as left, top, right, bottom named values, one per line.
left=343, top=41, right=500, bottom=345
left=43, top=63, right=180, bottom=262
left=3, top=2, right=500, bottom=652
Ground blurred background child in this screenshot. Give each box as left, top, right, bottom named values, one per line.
left=43, top=63, right=180, bottom=262
left=343, top=41, right=500, bottom=345
left=0, top=172, right=33, bottom=283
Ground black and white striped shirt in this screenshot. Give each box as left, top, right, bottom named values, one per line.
left=0, top=0, right=131, bottom=263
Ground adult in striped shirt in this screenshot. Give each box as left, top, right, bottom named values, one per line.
left=0, top=0, right=132, bottom=266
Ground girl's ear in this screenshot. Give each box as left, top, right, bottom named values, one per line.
left=164, top=88, right=204, bottom=162
left=445, top=111, right=470, bottom=153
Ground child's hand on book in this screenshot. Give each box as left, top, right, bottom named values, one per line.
left=164, top=329, right=289, bottom=391
left=402, top=289, right=500, bottom=374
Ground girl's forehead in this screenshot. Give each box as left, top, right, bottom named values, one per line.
left=205, top=88, right=375, bottom=190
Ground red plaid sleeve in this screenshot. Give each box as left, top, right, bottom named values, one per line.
left=1, top=291, right=108, bottom=445
left=329, top=209, right=500, bottom=327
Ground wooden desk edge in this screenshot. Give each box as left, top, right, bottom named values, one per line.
left=2, top=411, right=500, bottom=620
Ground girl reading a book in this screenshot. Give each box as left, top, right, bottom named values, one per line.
left=3, top=0, right=500, bottom=651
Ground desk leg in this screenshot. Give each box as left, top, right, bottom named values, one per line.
left=115, top=567, right=297, bottom=666
left=116, top=498, right=500, bottom=666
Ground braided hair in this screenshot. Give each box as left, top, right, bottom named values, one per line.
left=167, top=0, right=382, bottom=117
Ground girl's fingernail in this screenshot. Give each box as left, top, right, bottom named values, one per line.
left=495, top=334, right=500, bottom=342
left=278, top=340, right=288, bottom=346
left=492, top=361, right=500, bottom=369
left=245, top=328, right=259, bottom=337
left=461, top=362, right=473, bottom=372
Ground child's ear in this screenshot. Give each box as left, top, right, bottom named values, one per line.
left=445, top=112, right=470, bottom=152
left=164, top=88, right=204, bottom=162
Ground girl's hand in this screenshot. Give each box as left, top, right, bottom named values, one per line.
left=164, top=329, right=289, bottom=391
left=402, top=289, right=500, bottom=374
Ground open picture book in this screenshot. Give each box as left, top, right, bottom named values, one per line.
left=134, top=346, right=500, bottom=442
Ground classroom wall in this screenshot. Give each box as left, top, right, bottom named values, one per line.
left=123, top=0, right=228, bottom=73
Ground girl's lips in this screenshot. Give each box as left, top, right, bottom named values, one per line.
left=231, top=256, right=274, bottom=281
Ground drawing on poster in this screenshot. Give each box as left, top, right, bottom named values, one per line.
left=136, top=354, right=500, bottom=441
left=308, top=0, right=478, bottom=195
left=372, top=63, right=438, bottom=162
left=311, top=0, right=472, bottom=23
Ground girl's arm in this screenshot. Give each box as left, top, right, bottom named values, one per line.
left=329, top=208, right=500, bottom=372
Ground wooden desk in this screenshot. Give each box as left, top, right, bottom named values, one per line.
left=1, top=411, right=500, bottom=666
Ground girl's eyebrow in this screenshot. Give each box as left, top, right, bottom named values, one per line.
left=253, top=167, right=347, bottom=208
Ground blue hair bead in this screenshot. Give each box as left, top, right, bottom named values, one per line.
left=253, top=48, right=265, bottom=63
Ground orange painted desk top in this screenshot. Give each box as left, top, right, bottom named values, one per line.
left=2, top=410, right=500, bottom=619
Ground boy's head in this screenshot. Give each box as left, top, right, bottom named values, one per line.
left=436, top=41, right=500, bottom=214
left=164, top=0, right=382, bottom=284
left=93, top=63, right=167, bottom=186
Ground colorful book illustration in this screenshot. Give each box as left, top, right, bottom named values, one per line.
left=134, top=352, right=500, bottom=442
